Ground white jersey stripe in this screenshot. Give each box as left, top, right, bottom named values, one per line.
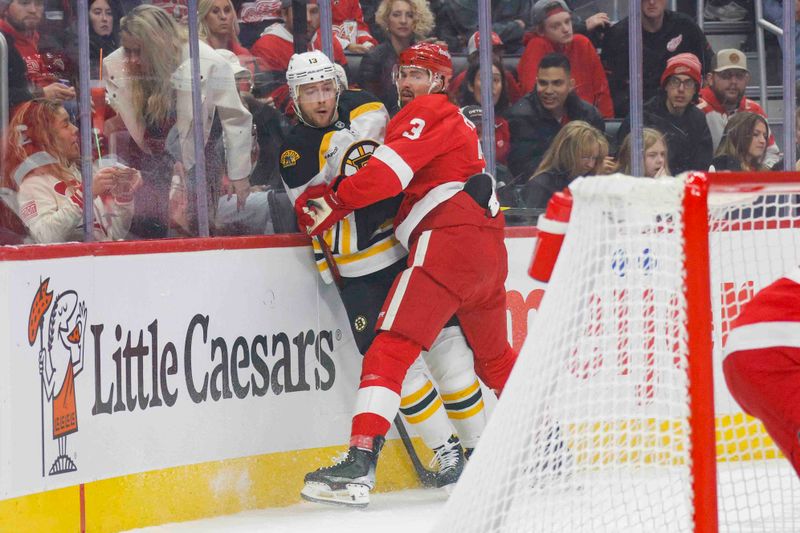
left=373, top=145, right=414, bottom=188
left=724, top=321, right=800, bottom=358
left=381, top=231, right=432, bottom=330
left=354, top=385, right=401, bottom=422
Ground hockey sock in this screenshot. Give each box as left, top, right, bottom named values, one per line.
left=351, top=331, right=423, bottom=447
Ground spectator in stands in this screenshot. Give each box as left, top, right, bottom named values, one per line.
left=617, top=53, right=713, bottom=176
left=556, top=0, right=610, bottom=46
left=199, top=0, right=249, bottom=55
left=358, top=0, right=434, bottom=115
left=710, top=111, right=770, bottom=172
left=4, top=99, right=140, bottom=243
left=103, top=4, right=252, bottom=238
left=520, top=120, right=610, bottom=208
left=237, top=0, right=283, bottom=48
left=518, top=0, right=613, bottom=118
left=151, top=0, right=188, bottom=24
left=436, top=0, right=529, bottom=54
left=698, top=48, right=781, bottom=169
left=507, top=53, right=604, bottom=181
left=457, top=59, right=511, bottom=167
left=616, top=127, right=671, bottom=177
left=87, top=0, right=122, bottom=79
left=1, top=3, right=34, bottom=110
left=0, top=0, right=75, bottom=101
left=251, top=0, right=347, bottom=73
left=251, top=0, right=349, bottom=113
left=326, top=0, right=378, bottom=53
left=601, top=0, right=713, bottom=118
left=447, top=31, right=523, bottom=105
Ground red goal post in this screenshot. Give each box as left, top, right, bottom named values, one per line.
left=435, top=172, right=800, bottom=533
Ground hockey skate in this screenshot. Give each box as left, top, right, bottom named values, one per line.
left=301, top=437, right=384, bottom=508
left=430, top=435, right=466, bottom=490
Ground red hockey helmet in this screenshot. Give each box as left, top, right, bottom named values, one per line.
left=396, top=42, right=454, bottom=90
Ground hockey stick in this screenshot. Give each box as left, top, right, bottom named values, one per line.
left=313, top=233, right=438, bottom=488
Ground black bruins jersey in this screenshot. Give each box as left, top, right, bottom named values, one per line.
left=280, top=90, right=407, bottom=282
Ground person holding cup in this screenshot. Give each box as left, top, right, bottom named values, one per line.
left=3, top=99, right=141, bottom=243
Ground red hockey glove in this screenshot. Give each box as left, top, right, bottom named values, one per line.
left=294, top=183, right=350, bottom=236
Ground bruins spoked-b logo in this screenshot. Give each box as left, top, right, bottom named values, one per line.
left=339, top=140, right=379, bottom=177
left=28, top=278, right=87, bottom=476
left=353, top=315, right=369, bottom=333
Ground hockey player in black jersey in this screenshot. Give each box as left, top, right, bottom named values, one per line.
left=279, top=51, right=487, bottom=507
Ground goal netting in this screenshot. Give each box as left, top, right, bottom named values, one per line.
left=434, top=173, right=800, bottom=533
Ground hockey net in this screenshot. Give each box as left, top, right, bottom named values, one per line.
left=435, top=173, right=800, bottom=533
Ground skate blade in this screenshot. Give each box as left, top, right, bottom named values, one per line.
left=300, top=481, right=370, bottom=508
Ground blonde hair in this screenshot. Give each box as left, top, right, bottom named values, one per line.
left=198, top=0, right=241, bottom=46
left=533, top=121, right=609, bottom=180
left=714, top=111, right=769, bottom=171
left=375, top=0, right=434, bottom=40
left=617, top=128, right=671, bottom=176
left=120, top=5, right=187, bottom=126
left=3, top=99, right=77, bottom=190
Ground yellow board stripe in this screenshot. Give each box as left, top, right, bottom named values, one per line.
left=0, top=438, right=430, bottom=533
left=350, top=101, right=384, bottom=121
left=404, top=397, right=444, bottom=424
left=440, top=380, right=480, bottom=402
left=446, top=399, right=484, bottom=420
left=400, top=380, right=434, bottom=408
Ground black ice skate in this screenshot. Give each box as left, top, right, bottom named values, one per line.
left=430, top=435, right=466, bottom=490
left=301, top=437, right=384, bottom=508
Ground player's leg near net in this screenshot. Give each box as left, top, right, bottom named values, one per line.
left=401, top=354, right=467, bottom=487
left=722, top=273, right=800, bottom=477
left=423, top=324, right=487, bottom=459
left=724, top=347, right=800, bottom=476
left=302, top=249, right=461, bottom=506
left=340, top=260, right=466, bottom=486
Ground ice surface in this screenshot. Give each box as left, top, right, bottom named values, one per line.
left=125, top=488, right=450, bottom=533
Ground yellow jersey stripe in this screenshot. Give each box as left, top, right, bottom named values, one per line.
left=400, top=380, right=434, bottom=407
left=440, top=380, right=481, bottom=402
left=446, top=400, right=485, bottom=420
left=318, top=131, right=336, bottom=172
left=350, top=101, right=384, bottom=121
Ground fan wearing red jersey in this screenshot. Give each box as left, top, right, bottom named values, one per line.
left=722, top=267, right=800, bottom=478
left=297, top=42, right=517, bottom=507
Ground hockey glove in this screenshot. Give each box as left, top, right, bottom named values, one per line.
left=295, top=183, right=350, bottom=236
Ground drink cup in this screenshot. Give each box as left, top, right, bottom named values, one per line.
left=90, top=80, right=106, bottom=133
left=99, top=155, right=135, bottom=203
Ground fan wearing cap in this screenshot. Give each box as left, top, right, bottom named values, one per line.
left=447, top=31, right=523, bottom=105
left=518, top=0, right=613, bottom=118
left=296, top=42, right=517, bottom=507
left=617, top=52, right=713, bottom=176
left=601, top=0, right=713, bottom=118
left=698, top=48, right=781, bottom=168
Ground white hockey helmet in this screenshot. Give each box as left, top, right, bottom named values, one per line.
left=287, top=51, right=341, bottom=125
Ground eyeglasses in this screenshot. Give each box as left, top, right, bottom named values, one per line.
left=665, top=77, right=696, bottom=90
left=716, top=70, right=748, bottom=81
left=580, top=154, right=599, bottom=163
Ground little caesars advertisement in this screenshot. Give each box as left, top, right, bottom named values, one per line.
left=0, top=246, right=362, bottom=500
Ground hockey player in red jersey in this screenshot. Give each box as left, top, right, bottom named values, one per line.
left=723, top=268, right=800, bottom=478
left=296, top=42, right=518, bottom=507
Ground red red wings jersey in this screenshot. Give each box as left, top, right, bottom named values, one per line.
left=723, top=268, right=800, bottom=358
left=336, top=93, right=485, bottom=247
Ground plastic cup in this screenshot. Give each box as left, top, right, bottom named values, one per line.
left=98, top=155, right=135, bottom=204
left=89, top=80, right=106, bottom=133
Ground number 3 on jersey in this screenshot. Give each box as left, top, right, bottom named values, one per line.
left=402, top=118, right=426, bottom=140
